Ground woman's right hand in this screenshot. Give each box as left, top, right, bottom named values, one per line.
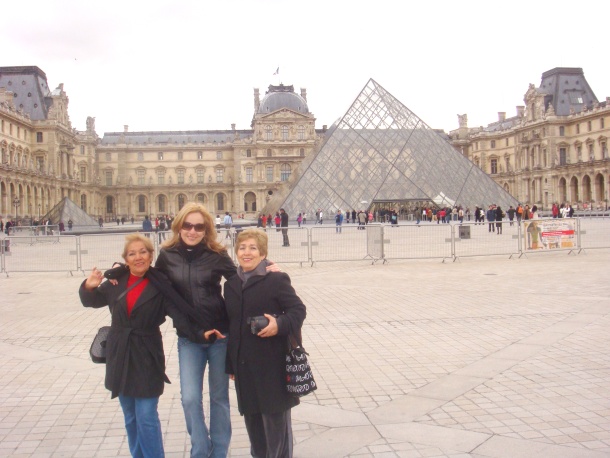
left=85, top=267, right=104, bottom=291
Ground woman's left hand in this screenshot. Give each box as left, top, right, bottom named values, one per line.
left=204, top=329, right=226, bottom=341
left=258, top=313, right=278, bottom=337
left=266, top=261, right=281, bottom=273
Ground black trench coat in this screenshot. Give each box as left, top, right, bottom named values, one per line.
left=80, top=272, right=200, bottom=399
left=224, top=271, right=306, bottom=415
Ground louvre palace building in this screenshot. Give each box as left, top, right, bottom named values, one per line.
left=0, top=66, right=325, bottom=222
left=1, top=65, right=609, bottom=223
left=449, top=67, right=609, bottom=211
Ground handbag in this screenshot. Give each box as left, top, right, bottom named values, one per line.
left=88, top=277, right=144, bottom=364
left=286, top=335, right=317, bottom=397
left=90, top=326, right=111, bottom=363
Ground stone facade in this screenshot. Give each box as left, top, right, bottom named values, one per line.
left=0, top=67, right=325, bottom=222
left=450, top=68, right=610, bottom=211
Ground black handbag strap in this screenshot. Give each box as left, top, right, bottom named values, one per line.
left=117, top=277, right=145, bottom=302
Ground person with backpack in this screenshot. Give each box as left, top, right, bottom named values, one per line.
left=515, top=204, right=524, bottom=224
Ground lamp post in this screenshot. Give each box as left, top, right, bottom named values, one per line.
left=13, top=197, right=20, bottom=220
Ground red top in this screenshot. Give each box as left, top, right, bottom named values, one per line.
left=126, top=274, right=149, bottom=318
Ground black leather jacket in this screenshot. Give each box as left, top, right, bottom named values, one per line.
left=155, top=242, right=237, bottom=337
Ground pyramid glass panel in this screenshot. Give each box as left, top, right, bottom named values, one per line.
left=262, top=79, right=517, bottom=217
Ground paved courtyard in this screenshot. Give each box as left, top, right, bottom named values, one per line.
left=1, top=249, right=609, bottom=457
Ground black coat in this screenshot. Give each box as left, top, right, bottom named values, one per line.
left=80, top=273, right=200, bottom=399
left=155, top=243, right=237, bottom=336
left=224, top=271, right=306, bottom=415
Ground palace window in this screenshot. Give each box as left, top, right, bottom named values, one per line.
left=216, top=151, right=223, bottom=160
left=158, top=152, right=164, bottom=161
left=281, top=125, right=289, bottom=141
left=267, top=149, right=272, bottom=157
left=280, top=163, right=291, bottom=181
left=138, top=152, right=143, bottom=161
left=216, top=168, right=224, bottom=183
left=80, top=145, right=85, bottom=155
left=198, top=151, right=203, bottom=160
left=490, top=140, right=496, bottom=149
left=506, top=138, right=509, bottom=146
left=246, top=166, right=253, bottom=183
left=297, top=125, right=305, bottom=140
left=265, top=126, right=273, bottom=140
left=559, top=126, right=565, bottom=136
left=158, top=195, right=166, bottom=213
left=105, top=171, right=113, bottom=186
left=588, top=121, right=592, bottom=132
left=197, top=168, right=204, bottom=184
left=217, top=194, right=224, bottom=211
left=559, top=148, right=567, bottom=165
left=106, top=152, right=111, bottom=161
left=80, top=166, right=87, bottom=182
left=177, top=169, right=185, bottom=184
left=157, top=169, right=165, bottom=185
left=138, top=195, right=146, bottom=213
left=300, top=148, right=305, bottom=157
left=106, top=196, right=113, bottom=213
left=490, top=158, right=498, bottom=174
left=601, top=118, right=605, bottom=129
left=246, top=149, right=252, bottom=157
left=266, top=165, right=273, bottom=182
left=137, top=169, right=145, bottom=185
left=178, top=151, right=183, bottom=160
left=576, top=124, right=580, bottom=134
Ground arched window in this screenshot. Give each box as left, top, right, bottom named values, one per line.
left=138, top=195, right=146, bottom=213
left=280, top=164, right=291, bottom=181
left=80, top=194, right=87, bottom=211
left=244, top=192, right=256, bottom=212
left=216, top=193, right=225, bottom=211
left=196, top=193, right=206, bottom=204
left=106, top=196, right=113, bottom=214
left=158, top=195, right=166, bottom=213
left=177, top=194, right=186, bottom=211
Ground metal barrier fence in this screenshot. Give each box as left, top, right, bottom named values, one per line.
left=1, top=219, right=609, bottom=275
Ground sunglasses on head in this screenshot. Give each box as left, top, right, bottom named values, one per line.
left=182, top=222, right=205, bottom=232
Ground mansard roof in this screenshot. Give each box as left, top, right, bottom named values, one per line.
left=100, top=130, right=253, bottom=146
left=0, top=66, right=53, bottom=121
left=538, top=67, right=598, bottom=116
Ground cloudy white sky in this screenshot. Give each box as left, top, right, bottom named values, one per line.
left=3, top=0, right=609, bottom=136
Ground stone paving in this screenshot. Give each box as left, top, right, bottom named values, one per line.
left=0, top=249, right=609, bottom=457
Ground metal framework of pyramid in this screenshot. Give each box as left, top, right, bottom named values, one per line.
left=263, top=79, right=518, bottom=216
left=43, top=197, right=98, bottom=227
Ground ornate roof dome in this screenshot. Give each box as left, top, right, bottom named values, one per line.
left=257, top=84, right=309, bottom=114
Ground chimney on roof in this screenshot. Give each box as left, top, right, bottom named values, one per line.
left=231, top=123, right=236, bottom=131
left=124, top=125, right=129, bottom=133
left=254, top=88, right=260, bottom=111
left=300, top=88, right=307, bottom=102
left=516, top=106, right=525, bottom=118
left=498, top=112, right=506, bottom=122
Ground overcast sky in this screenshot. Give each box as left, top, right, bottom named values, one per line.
left=3, top=0, right=609, bottom=136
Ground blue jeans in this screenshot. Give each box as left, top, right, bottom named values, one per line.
left=118, top=395, right=164, bottom=458
left=178, top=336, right=231, bottom=458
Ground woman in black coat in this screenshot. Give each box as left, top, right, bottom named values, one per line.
left=225, top=228, right=306, bottom=458
left=80, top=233, right=215, bottom=458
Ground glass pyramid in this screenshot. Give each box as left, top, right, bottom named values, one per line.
left=43, top=197, right=99, bottom=227
left=262, top=79, right=518, bottom=217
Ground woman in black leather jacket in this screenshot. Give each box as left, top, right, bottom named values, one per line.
left=155, top=202, right=235, bottom=458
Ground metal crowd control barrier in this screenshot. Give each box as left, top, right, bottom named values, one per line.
left=2, top=235, right=79, bottom=275
left=1, top=219, right=610, bottom=275
left=382, top=224, right=453, bottom=262
left=310, top=225, right=375, bottom=265
left=453, top=221, right=521, bottom=260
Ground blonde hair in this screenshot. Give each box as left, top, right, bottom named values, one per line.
left=122, top=233, right=154, bottom=260
left=235, top=228, right=268, bottom=258
left=162, top=202, right=226, bottom=253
